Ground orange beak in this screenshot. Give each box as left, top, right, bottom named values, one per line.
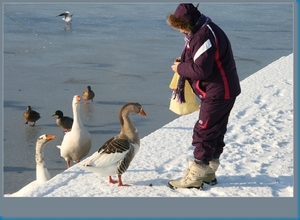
left=139, top=108, right=147, bottom=117
left=45, top=134, right=56, bottom=141
left=76, top=95, right=81, bottom=102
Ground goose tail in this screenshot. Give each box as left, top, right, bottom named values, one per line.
left=81, top=164, right=116, bottom=177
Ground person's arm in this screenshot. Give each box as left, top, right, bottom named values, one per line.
left=177, top=36, right=215, bottom=80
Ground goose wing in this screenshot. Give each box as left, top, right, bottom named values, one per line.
left=98, top=137, right=130, bottom=154
left=85, top=137, right=132, bottom=168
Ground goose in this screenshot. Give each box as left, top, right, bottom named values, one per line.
left=5, top=134, right=56, bottom=197
left=57, top=11, right=73, bottom=24
left=82, top=102, right=147, bottom=186
left=51, top=110, right=73, bottom=133
left=57, top=95, right=92, bottom=168
left=23, top=105, right=41, bottom=126
left=82, top=85, right=95, bottom=104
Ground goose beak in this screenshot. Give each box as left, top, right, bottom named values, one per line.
left=139, top=108, right=147, bottom=117
left=76, top=95, right=81, bottom=102
left=45, top=134, right=56, bottom=141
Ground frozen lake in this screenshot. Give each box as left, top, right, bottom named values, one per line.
left=3, top=3, right=293, bottom=194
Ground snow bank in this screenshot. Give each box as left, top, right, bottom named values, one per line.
left=8, top=54, right=294, bottom=197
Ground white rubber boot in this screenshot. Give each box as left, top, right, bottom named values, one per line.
left=203, top=158, right=219, bottom=185
left=168, top=159, right=209, bottom=190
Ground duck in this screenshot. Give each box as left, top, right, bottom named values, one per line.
left=5, top=134, right=56, bottom=197
left=23, top=106, right=41, bottom=127
left=57, top=11, right=73, bottom=24
left=51, top=110, right=73, bottom=133
left=82, top=102, right=147, bottom=186
left=82, top=85, right=95, bottom=104
left=57, top=95, right=92, bottom=168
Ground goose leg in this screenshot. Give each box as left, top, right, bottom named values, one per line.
left=67, top=160, right=71, bottom=168
left=30, top=122, right=36, bottom=127
left=109, top=176, right=118, bottom=184
left=117, top=174, right=130, bottom=187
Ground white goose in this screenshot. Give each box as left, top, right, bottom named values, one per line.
left=57, top=95, right=92, bottom=168
left=5, top=134, right=56, bottom=197
left=82, top=102, right=147, bottom=186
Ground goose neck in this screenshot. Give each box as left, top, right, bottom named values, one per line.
left=73, top=102, right=83, bottom=127
left=35, top=144, right=45, bottom=166
left=120, top=114, right=139, bottom=144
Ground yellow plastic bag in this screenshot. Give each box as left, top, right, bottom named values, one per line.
left=169, top=72, right=200, bottom=115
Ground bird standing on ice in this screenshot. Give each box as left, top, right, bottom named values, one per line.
left=57, top=95, right=92, bottom=168
left=82, top=85, right=95, bottom=104
left=82, top=102, right=147, bottom=186
left=57, top=11, right=73, bottom=24
left=23, top=105, right=41, bottom=127
left=5, top=134, right=56, bottom=197
left=52, top=110, right=73, bottom=133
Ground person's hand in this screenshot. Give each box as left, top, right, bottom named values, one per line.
left=174, top=57, right=181, bottom=62
left=171, top=61, right=180, bottom=73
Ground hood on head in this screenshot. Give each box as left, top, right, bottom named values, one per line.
left=167, top=3, right=201, bottom=31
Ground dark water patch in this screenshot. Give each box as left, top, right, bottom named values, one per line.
left=63, top=77, right=101, bottom=84
left=83, top=62, right=114, bottom=68
left=4, top=100, right=26, bottom=110
left=4, top=166, right=34, bottom=173
left=96, top=101, right=128, bottom=106
left=234, top=56, right=260, bottom=65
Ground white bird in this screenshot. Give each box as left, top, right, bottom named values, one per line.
left=82, top=102, right=147, bottom=186
left=57, top=11, right=73, bottom=24
left=57, top=95, right=92, bottom=168
left=5, top=134, right=56, bottom=197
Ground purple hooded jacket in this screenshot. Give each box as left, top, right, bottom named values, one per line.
left=175, top=4, right=241, bottom=100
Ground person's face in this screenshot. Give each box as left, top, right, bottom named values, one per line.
left=179, top=28, right=190, bottom=35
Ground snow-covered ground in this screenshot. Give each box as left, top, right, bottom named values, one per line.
left=5, top=53, right=294, bottom=198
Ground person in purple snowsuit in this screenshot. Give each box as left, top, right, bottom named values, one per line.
left=167, top=3, right=241, bottom=190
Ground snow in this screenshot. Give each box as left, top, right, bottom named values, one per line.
left=6, top=53, right=294, bottom=197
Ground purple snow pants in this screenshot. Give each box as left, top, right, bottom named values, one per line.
left=192, top=97, right=236, bottom=162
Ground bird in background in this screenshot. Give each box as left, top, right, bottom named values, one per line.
left=51, top=110, right=73, bottom=133
left=82, top=85, right=95, bottom=104
left=57, top=11, right=73, bottom=24
left=23, top=106, right=41, bottom=127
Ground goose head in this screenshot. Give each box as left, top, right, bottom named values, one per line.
left=36, top=134, right=56, bottom=149
left=73, top=95, right=81, bottom=105
left=36, top=134, right=56, bottom=164
left=72, top=95, right=81, bottom=111
left=119, top=102, right=147, bottom=118
left=119, top=103, right=147, bottom=137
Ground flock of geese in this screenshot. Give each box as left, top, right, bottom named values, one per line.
left=6, top=85, right=147, bottom=196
